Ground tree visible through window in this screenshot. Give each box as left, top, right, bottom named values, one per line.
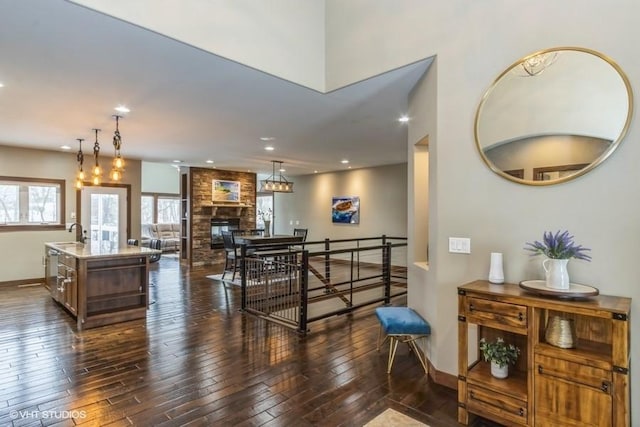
left=0, top=184, right=19, bottom=223
left=28, top=185, right=58, bottom=223
left=158, top=197, right=179, bottom=223
left=141, top=195, right=154, bottom=224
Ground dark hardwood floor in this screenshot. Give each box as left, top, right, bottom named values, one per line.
left=0, top=255, right=488, bottom=426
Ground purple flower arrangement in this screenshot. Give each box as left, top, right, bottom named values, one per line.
left=524, top=230, right=592, bottom=261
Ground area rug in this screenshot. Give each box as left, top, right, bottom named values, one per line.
left=363, top=408, right=428, bottom=427
left=206, top=273, right=241, bottom=286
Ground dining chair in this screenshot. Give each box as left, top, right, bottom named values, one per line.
left=221, top=230, right=239, bottom=281
left=148, top=239, right=162, bottom=263
left=293, top=228, right=308, bottom=241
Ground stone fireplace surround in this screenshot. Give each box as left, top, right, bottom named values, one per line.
left=184, top=167, right=256, bottom=268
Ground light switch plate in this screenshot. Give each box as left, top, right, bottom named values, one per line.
left=449, top=237, right=471, bottom=254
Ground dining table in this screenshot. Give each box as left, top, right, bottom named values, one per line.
left=234, top=234, right=304, bottom=250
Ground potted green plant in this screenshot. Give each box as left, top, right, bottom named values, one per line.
left=479, top=337, right=520, bottom=379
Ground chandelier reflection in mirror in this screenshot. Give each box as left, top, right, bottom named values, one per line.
left=91, top=129, right=102, bottom=186
left=517, top=51, right=559, bottom=76
left=260, top=160, right=294, bottom=193
left=75, top=138, right=85, bottom=189
left=110, top=115, right=125, bottom=181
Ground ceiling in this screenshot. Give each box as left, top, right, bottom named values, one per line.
left=0, top=0, right=431, bottom=177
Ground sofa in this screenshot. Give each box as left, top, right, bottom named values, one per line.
left=141, top=223, right=180, bottom=252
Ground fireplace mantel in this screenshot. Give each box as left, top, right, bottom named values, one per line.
left=209, top=203, right=252, bottom=216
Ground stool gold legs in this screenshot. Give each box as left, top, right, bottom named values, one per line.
left=378, top=332, right=429, bottom=375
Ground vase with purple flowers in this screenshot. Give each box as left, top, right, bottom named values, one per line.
left=524, top=230, right=591, bottom=290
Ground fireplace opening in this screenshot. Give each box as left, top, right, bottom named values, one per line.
left=211, top=218, right=240, bottom=249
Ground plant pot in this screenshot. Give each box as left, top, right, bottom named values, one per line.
left=490, top=361, right=509, bottom=379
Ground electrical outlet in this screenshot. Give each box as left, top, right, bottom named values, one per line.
left=70, top=212, right=76, bottom=219
left=449, top=237, right=471, bottom=254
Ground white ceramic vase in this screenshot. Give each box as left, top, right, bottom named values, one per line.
left=542, top=258, right=570, bottom=290
left=490, top=361, right=509, bottom=379
left=488, top=252, right=504, bottom=284
left=263, top=220, right=271, bottom=237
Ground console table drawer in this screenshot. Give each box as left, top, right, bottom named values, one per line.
left=467, top=384, right=528, bottom=425
left=465, top=297, right=527, bottom=331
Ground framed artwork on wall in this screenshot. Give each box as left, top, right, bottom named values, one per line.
left=212, top=180, right=241, bottom=202
left=332, top=196, right=359, bottom=224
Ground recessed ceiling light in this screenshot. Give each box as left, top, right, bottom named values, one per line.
left=260, top=137, right=275, bottom=141
left=264, top=146, right=275, bottom=151
left=0, top=82, right=4, bottom=88
left=172, top=160, right=183, bottom=163
left=341, top=159, right=349, bottom=164
left=398, top=115, right=410, bottom=123
left=314, top=170, right=318, bottom=173
left=279, top=168, right=286, bottom=172
left=60, top=145, right=71, bottom=150
left=206, top=160, right=214, bottom=164
left=115, top=105, right=130, bottom=113
left=348, top=166, right=352, bottom=169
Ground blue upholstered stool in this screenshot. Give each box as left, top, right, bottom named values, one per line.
left=375, top=306, right=431, bottom=374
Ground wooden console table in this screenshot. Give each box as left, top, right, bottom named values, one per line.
left=457, top=280, right=631, bottom=426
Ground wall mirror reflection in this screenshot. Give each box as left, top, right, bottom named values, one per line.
left=475, top=47, right=633, bottom=185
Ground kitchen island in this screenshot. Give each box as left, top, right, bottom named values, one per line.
left=45, top=241, right=161, bottom=330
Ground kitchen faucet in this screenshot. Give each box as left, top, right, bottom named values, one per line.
left=68, top=222, right=87, bottom=243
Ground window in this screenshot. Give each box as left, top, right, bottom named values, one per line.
left=157, top=197, right=179, bottom=223
left=0, top=176, right=65, bottom=231
left=141, top=195, right=154, bottom=224
left=256, top=193, right=273, bottom=227
left=141, top=193, right=179, bottom=224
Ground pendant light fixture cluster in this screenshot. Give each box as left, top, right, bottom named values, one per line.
left=260, top=160, right=294, bottom=193
left=74, top=114, right=126, bottom=188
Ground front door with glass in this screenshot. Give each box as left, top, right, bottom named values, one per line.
left=81, top=186, right=127, bottom=250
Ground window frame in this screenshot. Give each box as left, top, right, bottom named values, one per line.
left=141, top=192, right=180, bottom=224
left=0, top=176, right=66, bottom=231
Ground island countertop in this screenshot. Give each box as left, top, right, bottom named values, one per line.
left=45, top=241, right=161, bottom=259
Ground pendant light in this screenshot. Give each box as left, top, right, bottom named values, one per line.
left=110, top=115, right=125, bottom=181
left=75, top=138, right=85, bottom=189
left=91, top=128, right=102, bottom=186
left=260, top=160, right=294, bottom=193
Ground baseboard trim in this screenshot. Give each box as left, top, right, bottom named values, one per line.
left=429, top=359, right=458, bottom=390
left=413, top=344, right=457, bottom=390
left=0, top=277, right=44, bottom=287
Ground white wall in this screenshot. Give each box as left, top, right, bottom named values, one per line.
left=273, top=163, right=407, bottom=241
left=72, top=0, right=326, bottom=91
left=326, top=2, right=640, bottom=421
left=0, top=145, right=141, bottom=282
left=141, top=161, right=180, bottom=194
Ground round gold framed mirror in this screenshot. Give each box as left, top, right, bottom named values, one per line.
left=475, top=47, right=633, bottom=185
